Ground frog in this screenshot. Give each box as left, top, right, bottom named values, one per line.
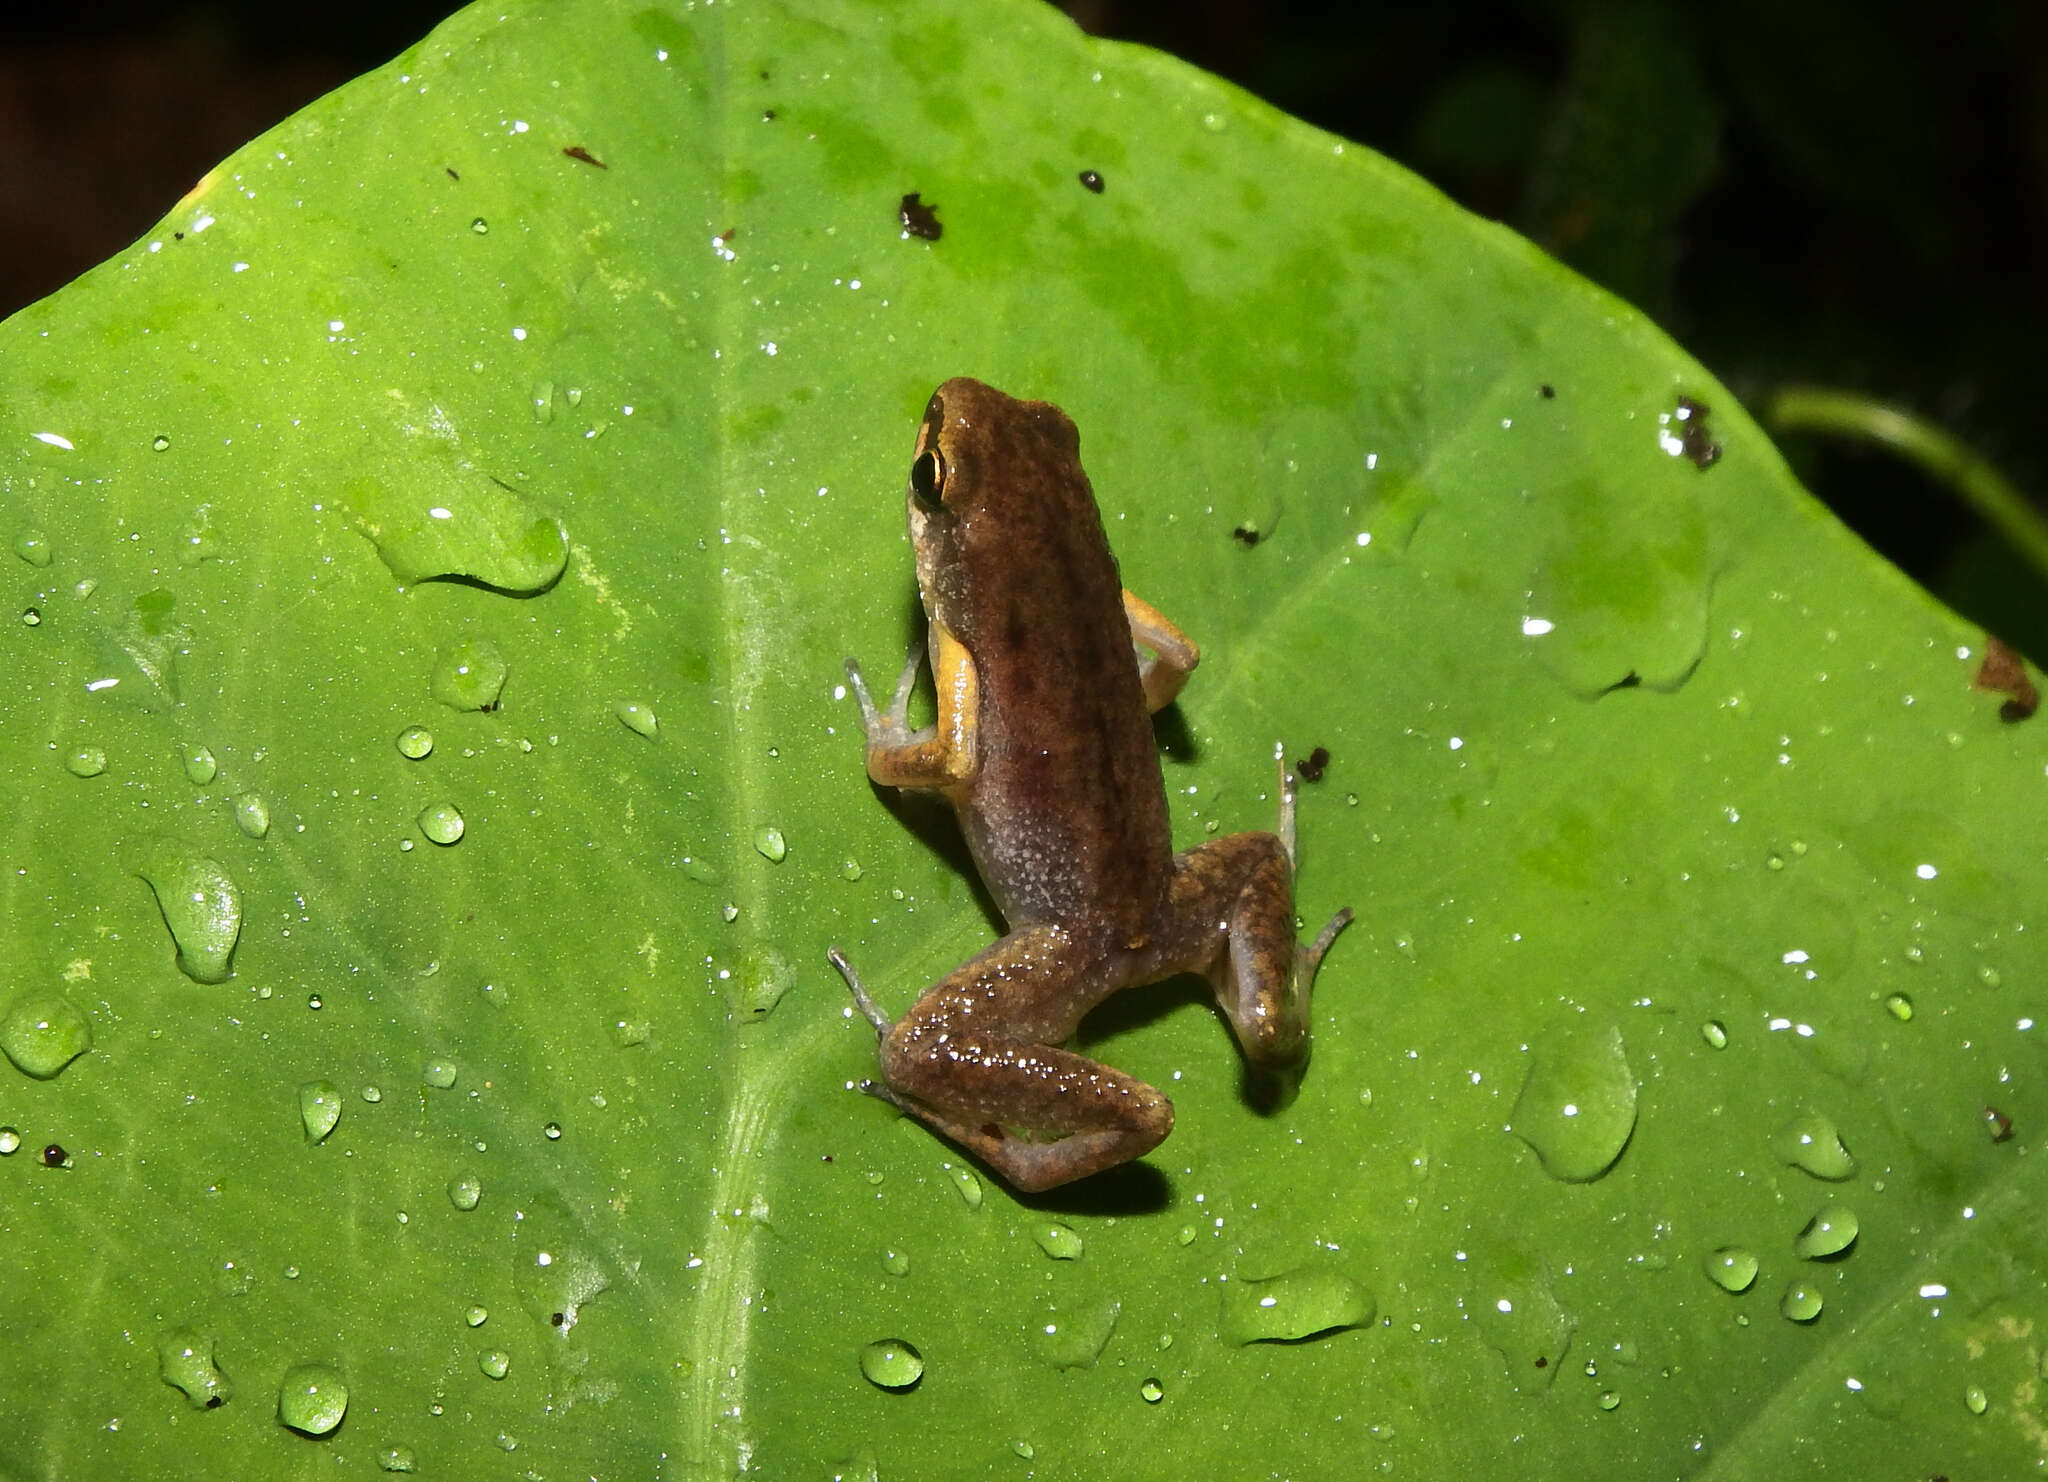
left=829, top=377, right=1351, bottom=1192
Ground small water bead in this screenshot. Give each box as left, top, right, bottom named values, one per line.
left=1793, top=1204, right=1859, bottom=1260
left=180, top=743, right=218, bottom=785
left=1140, top=1379, right=1165, bottom=1404
left=378, top=1446, right=418, bottom=1473
left=478, top=1350, right=511, bottom=1380
left=152, top=434, right=171, bottom=452
left=1175, top=1226, right=1197, bottom=1247
left=880, top=1249, right=911, bottom=1276
left=429, top=638, right=509, bottom=712
left=1013, top=1440, right=1035, bottom=1460
left=1699, top=1020, right=1728, bottom=1050
left=396, top=726, right=434, bottom=760
left=609, top=1018, right=650, bottom=1048
left=1965, top=1384, right=1989, bottom=1415
left=417, top=802, right=465, bottom=845
left=754, top=827, right=787, bottom=862
left=422, top=1058, right=458, bottom=1089
left=299, top=1081, right=343, bottom=1143
left=1032, top=1221, right=1084, bottom=1260
left=276, top=1363, right=348, bottom=1435
left=1771, top=1112, right=1857, bottom=1180
left=447, top=1175, right=483, bottom=1211
left=1779, top=1281, right=1824, bottom=1323
left=1978, top=964, right=2003, bottom=989
left=858, top=1339, right=924, bottom=1390
left=13, top=530, right=52, bottom=567
left=0, top=1127, right=20, bottom=1155
left=234, top=793, right=271, bottom=838
left=946, top=1163, right=983, bottom=1208
left=471, top=216, right=489, bottom=233
left=64, top=746, right=108, bottom=778
left=613, top=700, right=658, bottom=738
left=466, top=1306, right=489, bottom=1327
left=21, top=607, right=40, bottom=626
left=156, top=1327, right=232, bottom=1408
left=1702, top=1246, right=1758, bottom=1293
left=0, top=992, right=92, bottom=1079
left=543, top=1121, right=563, bottom=1140
left=360, top=1085, right=383, bottom=1103
left=42, top=1143, right=68, bottom=1167
left=1597, top=1390, right=1621, bottom=1412
left=1032, top=1298, right=1122, bottom=1370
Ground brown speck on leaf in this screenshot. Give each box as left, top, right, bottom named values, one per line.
left=446, top=167, right=460, bottom=181
left=1079, top=169, right=1105, bottom=193
left=763, top=109, right=777, bottom=121
left=1295, top=746, right=1330, bottom=783
left=899, top=191, right=942, bottom=240
left=1972, top=634, right=2038, bottom=721
left=1673, top=394, right=1722, bottom=469
left=563, top=145, right=607, bottom=169
left=1231, top=523, right=1261, bottom=547
left=1539, top=383, right=1555, bottom=399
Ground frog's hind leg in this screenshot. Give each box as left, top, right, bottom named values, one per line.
left=829, top=930, right=1174, bottom=1193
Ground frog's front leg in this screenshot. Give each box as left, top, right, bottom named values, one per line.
left=844, top=621, right=979, bottom=789
left=829, top=928, right=1173, bottom=1193
left=1166, top=755, right=1351, bottom=1068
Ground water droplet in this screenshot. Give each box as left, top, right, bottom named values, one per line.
left=155, top=1327, right=231, bottom=1408
left=880, top=1248, right=910, bottom=1276
left=1468, top=1236, right=1574, bottom=1391
left=1139, top=1378, right=1164, bottom=1404
left=945, top=1163, right=983, bottom=1208
left=858, top=1338, right=924, bottom=1390
left=466, top=1305, right=489, bottom=1326
left=1597, top=1389, right=1621, bottom=1411
left=1219, top=1266, right=1373, bottom=1344
left=1884, top=993, right=1913, bottom=1021
left=13, top=529, right=52, bottom=567
left=1793, top=1203, right=1859, bottom=1260
left=42, top=1142, right=68, bottom=1168
left=151, top=435, right=171, bottom=452
left=429, top=638, right=508, bottom=713
left=21, top=607, right=40, bottom=626
left=1978, top=964, right=2003, bottom=988
left=299, top=1080, right=343, bottom=1143
left=276, top=1362, right=348, bottom=1435
left=180, top=742, right=218, bottom=785
left=1012, top=1440, right=1035, bottom=1460
left=608, top=1017, right=650, bottom=1048
left=1032, top=1221, right=1085, bottom=1261
left=344, top=471, right=566, bottom=594
left=1770, top=1111, right=1857, bottom=1180
left=511, top=1192, right=610, bottom=1334
left=478, top=1349, right=511, bottom=1380
left=360, top=1085, right=383, bottom=1103
left=177, top=505, right=222, bottom=566
left=0, top=992, right=91, bottom=1079
left=377, top=1445, right=417, bottom=1473
left=1507, top=1021, right=1637, bottom=1181
left=613, top=700, right=658, bottom=738
left=417, top=802, right=465, bottom=845
left=531, top=380, right=555, bottom=423
left=737, top=944, right=794, bottom=1019
left=65, top=745, right=108, bottom=778
left=681, top=855, right=721, bottom=886
left=0, top=1127, right=19, bottom=1155
left=543, top=1121, right=563, bottom=1140
left=448, top=1174, right=483, bottom=1211
left=395, top=726, right=435, bottom=759
left=841, top=858, right=863, bottom=881
left=1779, top=1281, right=1824, bottom=1323
left=754, top=826, right=787, bottom=862
left=1699, top=1019, right=1728, bottom=1050
left=1702, top=1246, right=1758, bottom=1293
left=471, top=217, right=489, bottom=233
left=136, top=843, right=242, bottom=982
left=1965, top=1384, right=1989, bottom=1415
left=233, top=793, right=271, bottom=838
left=422, top=1058, right=458, bottom=1089
left=1031, top=1298, right=1121, bottom=1370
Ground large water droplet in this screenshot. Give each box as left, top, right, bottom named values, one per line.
left=1507, top=1021, right=1636, bottom=1181
left=754, top=827, right=787, bottom=862
left=276, top=1362, right=348, bottom=1434
left=1779, top=1281, right=1824, bottom=1323
left=737, top=944, right=794, bottom=1020
left=880, top=1248, right=911, bottom=1277
left=429, top=638, right=508, bottom=711
left=0, top=992, right=91, bottom=1079
left=511, top=1193, right=611, bottom=1333
left=614, top=700, right=658, bottom=738
left=448, top=1174, right=483, bottom=1211
left=945, top=1163, right=983, bottom=1208
left=1218, top=1266, right=1372, bottom=1344
left=156, top=1327, right=232, bottom=1408
left=180, top=742, right=218, bottom=785
left=395, top=725, right=435, bottom=759
left=422, top=1057, right=458, bottom=1089
left=859, top=1338, right=924, bottom=1390
left=136, top=844, right=242, bottom=982
left=229, top=793, right=269, bottom=838
left=1793, top=1203, right=1859, bottom=1260
left=1702, top=1246, right=1758, bottom=1293
left=478, top=1349, right=511, bottom=1380
left=1770, top=1111, right=1857, bottom=1180
left=1469, top=1236, right=1575, bottom=1393
left=377, top=1445, right=418, bottom=1472
left=65, top=745, right=108, bottom=778
left=342, top=463, right=567, bottom=594
left=14, top=529, right=52, bottom=567
left=1031, top=1298, right=1121, bottom=1370
left=300, top=1080, right=343, bottom=1143
left=417, top=802, right=465, bottom=845
left=1031, top=1221, right=1084, bottom=1261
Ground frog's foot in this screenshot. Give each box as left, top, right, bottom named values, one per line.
left=1274, top=741, right=1299, bottom=866
left=827, top=946, right=893, bottom=1034
left=843, top=640, right=925, bottom=748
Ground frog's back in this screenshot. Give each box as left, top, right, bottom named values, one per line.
left=931, top=381, right=1175, bottom=932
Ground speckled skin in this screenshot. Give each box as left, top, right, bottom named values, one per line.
left=834, top=378, right=1349, bottom=1192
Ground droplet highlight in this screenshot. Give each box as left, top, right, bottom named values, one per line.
left=276, top=1362, right=348, bottom=1435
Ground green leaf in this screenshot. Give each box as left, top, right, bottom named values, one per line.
left=0, top=1, right=2037, bottom=1477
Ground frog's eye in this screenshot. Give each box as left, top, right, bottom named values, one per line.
left=909, top=446, right=947, bottom=511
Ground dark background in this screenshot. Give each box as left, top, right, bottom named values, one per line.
left=5, top=1, right=2042, bottom=651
